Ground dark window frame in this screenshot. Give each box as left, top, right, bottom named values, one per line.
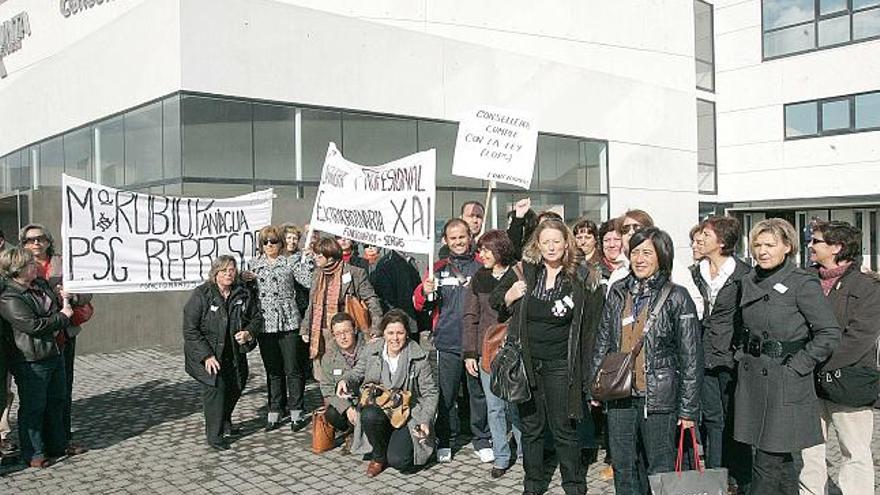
left=784, top=89, right=880, bottom=140
left=762, top=0, right=880, bottom=60
left=694, top=0, right=716, bottom=92
left=697, top=98, right=718, bottom=195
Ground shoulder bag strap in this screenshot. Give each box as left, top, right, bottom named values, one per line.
left=632, top=283, right=673, bottom=355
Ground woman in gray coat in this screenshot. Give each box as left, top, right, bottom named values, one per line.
left=735, top=218, right=840, bottom=494
left=335, top=309, right=438, bottom=477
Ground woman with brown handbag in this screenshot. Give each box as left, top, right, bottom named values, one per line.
left=335, top=309, right=438, bottom=477
left=300, top=237, right=382, bottom=375
left=588, top=227, right=702, bottom=494
left=462, top=229, right=521, bottom=478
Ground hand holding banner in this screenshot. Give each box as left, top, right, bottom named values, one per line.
left=308, top=143, right=437, bottom=255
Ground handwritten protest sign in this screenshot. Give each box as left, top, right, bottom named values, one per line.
left=452, top=105, right=538, bottom=189
left=61, top=174, right=273, bottom=293
left=308, top=143, right=436, bottom=255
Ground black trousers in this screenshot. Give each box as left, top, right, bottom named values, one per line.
left=200, top=359, right=242, bottom=445
left=518, top=358, right=585, bottom=495
left=435, top=350, right=490, bottom=449
left=607, top=396, right=677, bottom=495
left=257, top=331, right=305, bottom=415
left=325, top=405, right=352, bottom=432
left=62, top=336, right=76, bottom=442
left=751, top=449, right=798, bottom=495
left=360, top=405, right=414, bottom=470
left=701, top=367, right=751, bottom=489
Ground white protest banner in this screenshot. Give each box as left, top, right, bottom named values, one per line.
left=452, top=105, right=538, bottom=189
left=61, top=174, right=273, bottom=293
left=308, top=143, right=436, bottom=255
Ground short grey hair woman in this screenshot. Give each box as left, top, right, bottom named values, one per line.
left=183, top=255, right=263, bottom=450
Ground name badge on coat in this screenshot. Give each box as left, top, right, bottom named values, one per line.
left=333, top=368, right=343, bottom=376
left=342, top=272, right=352, bottom=284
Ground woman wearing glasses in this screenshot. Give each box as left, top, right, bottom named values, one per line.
left=248, top=225, right=315, bottom=432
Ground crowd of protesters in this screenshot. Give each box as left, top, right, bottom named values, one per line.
left=0, top=200, right=877, bottom=495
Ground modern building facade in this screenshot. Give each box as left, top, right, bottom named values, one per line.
left=711, top=0, right=880, bottom=268
left=1, top=0, right=705, bottom=352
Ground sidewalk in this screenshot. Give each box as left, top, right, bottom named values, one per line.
left=0, top=347, right=876, bottom=494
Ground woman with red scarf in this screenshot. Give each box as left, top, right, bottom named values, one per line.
left=301, top=238, right=382, bottom=380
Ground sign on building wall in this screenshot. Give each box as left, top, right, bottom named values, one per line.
left=308, top=143, right=436, bottom=255
left=61, top=175, right=273, bottom=293
left=452, top=105, right=538, bottom=189
left=0, top=10, right=30, bottom=78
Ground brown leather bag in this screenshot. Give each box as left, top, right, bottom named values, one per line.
left=590, top=284, right=672, bottom=402
left=312, top=410, right=335, bottom=453
left=480, top=263, right=525, bottom=373
left=345, top=294, right=371, bottom=332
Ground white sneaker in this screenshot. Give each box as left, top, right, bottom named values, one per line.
left=437, top=447, right=452, bottom=462
left=476, top=447, right=495, bottom=463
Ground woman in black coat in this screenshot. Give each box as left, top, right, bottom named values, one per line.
left=735, top=219, right=839, bottom=494
left=492, top=219, right=599, bottom=495
left=183, top=255, right=262, bottom=451
left=588, top=228, right=702, bottom=495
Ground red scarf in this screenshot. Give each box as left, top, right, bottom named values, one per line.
left=818, top=262, right=851, bottom=295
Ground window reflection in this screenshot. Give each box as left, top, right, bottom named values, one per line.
left=254, top=103, right=296, bottom=180
left=853, top=8, right=880, bottom=39
left=821, top=100, right=850, bottom=131
left=763, top=0, right=814, bottom=30
left=856, top=93, right=880, bottom=129
left=818, top=15, right=850, bottom=46
left=39, top=137, right=63, bottom=187
left=342, top=113, right=417, bottom=166
left=125, top=102, right=163, bottom=185
left=182, top=96, right=252, bottom=180
left=764, top=23, right=814, bottom=57
left=96, top=117, right=124, bottom=186
left=763, top=0, right=880, bottom=57
left=300, top=109, right=341, bottom=181
left=694, top=0, right=714, bottom=92
left=785, top=102, right=818, bottom=138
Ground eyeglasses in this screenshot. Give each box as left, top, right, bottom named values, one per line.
left=261, top=238, right=280, bottom=246
left=809, top=238, right=827, bottom=245
left=23, top=236, right=48, bottom=245
left=621, top=224, right=642, bottom=235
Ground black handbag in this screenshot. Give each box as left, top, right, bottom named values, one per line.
left=490, top=336, right=531, bottom=404
left=816, top=366, right=880, bottom=407
left=490, top=289, right=531, bottom=404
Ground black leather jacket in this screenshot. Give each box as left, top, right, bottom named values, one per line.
left=589, top=273, right=703, bottom=419
left=689, top=257, right=752, bottom=370
left=0, top=278, right=71, bottom=363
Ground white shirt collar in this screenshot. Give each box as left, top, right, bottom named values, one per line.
left=382, top=343, right=401, bottom=374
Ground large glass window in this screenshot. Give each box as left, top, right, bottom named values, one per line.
left=418, top=120, right=470, bottom=188
left=21, top=146, right=35, bottom=190
left=96, top=116, right=124, bottom=187
left=786, top=90, right=880, bottom=138
left=38, top=136, right=63, bottom=187
left=697, top=99, right=717, bottom=194
left=4, top=152, right=20, bottom=193
left=300, top=109, right=341, bottom=181
left=694, top=0, right=714, bottom=91
left=342, top=113, right=417, bottom=165
left=254, top=103, right=295, bottom=180
left=763, top=0, right=880, bottom=58
left=124, top=102, right=163, bottom=185
left=536, top=135, right=584, bottom=192
left=182, top=96, right=252, bottom=179
left=63, top=126, right=92, bottom=181
left=163, top=96, right=182, bottom=180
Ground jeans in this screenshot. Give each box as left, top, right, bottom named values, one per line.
left=13, top=354, right=68, bottom=462
left=701, top=367, right=751, bottom=489
left=518, top=358, right=585, bottom=495
left=360, top=405, right=414, bottom=470
left=435, top=350, right=490, bottom=450
left=62, top=336, right=76, bottom=442
left=257, top=331, right=305, bottom=419
left=753, top=449, right=798, bottom=494
left=479, top=368, right=521, bottom=468
left=607, top=396, right=677, bottom=495
left=799, top=399, right=874, bottom=495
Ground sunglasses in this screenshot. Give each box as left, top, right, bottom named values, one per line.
left=24, top=236, right=48, bottom=245
left=621, top=224, right=643, bottom=235
left=809, top=238, right=827, bottom=245
left=261, top=238, right=280, bottom=246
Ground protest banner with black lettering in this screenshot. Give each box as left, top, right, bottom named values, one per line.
left=451, top=105, right=538, bottom=189
left=308, top=143, right=436, bottom=255
left=61, top=174, right=273, bottom=293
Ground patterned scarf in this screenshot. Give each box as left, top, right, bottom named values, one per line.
left=309, top=260, right=343, bottom=359
left=818, top=262, right=851, bottom=296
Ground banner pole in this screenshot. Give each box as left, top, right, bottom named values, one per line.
left=481, top=180, right=495, bottom=236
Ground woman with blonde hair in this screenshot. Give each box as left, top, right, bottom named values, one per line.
left=492, top=219, right=601, bottom=495
left=734, top=218, right=839, bottom=494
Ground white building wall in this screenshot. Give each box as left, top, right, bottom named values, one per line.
left=714, top=0, right=880, bottom=204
